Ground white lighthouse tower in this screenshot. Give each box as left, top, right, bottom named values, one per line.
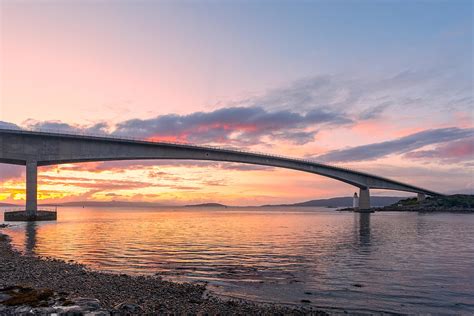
left=353, top=192, right=359, bottom=209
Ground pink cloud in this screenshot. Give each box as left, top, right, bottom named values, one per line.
left=404, top=137, right=474, bottom=163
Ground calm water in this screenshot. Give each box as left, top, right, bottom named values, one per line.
left=1, top=207, right=473, bottom=314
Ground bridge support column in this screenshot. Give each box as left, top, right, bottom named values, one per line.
left=5, top=161, right=55, bottom=221
left=358, top=188, right=371, bottom=212
left=417, top=193, right=426, bottom=202
left=26, top=161, right=38, bottom=216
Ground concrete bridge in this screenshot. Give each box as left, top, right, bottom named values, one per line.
left=0, top=128, right=443, bottom=218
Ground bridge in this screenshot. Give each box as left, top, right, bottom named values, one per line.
left=0, top=128, right=443, bottom=219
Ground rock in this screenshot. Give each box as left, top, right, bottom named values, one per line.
left=72, top=297, right=102, bottom=310
left=31, top=306, right=58, bottom=314
left=0, top=293, right=11, bottom=301
left=54, top=304, right=84, bottom=313
left=114, top=302, right=144, bottom=314
left=85, top=310, right=111, bottom=316
left=14, top=305, right=33, bottom=314
left=0, top=263, right=15, bottom=272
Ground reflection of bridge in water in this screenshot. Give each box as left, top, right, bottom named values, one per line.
left=25, top=221, right=37, bottom=255
left=356, top=213, right=371, bottom=248
left=1, top=128, right=443, bottom=220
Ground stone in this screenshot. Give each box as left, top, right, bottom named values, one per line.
left=114, top=302, right=144, bottom=314
left=72, top=297, right=102, bottom=310
left=85, top=310, right=111, bottom=316
left=14, top=305, right=33, bottom=314
left=31, top=306, right=58, bottom=314
left=54, top=304, right=84, bottom=313
left=0, top=293, right=11, bottom=301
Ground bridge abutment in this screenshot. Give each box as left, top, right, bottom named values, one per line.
left=417, top=193, right=426, bottom=202
left=358, top=188, right=371, bottom=212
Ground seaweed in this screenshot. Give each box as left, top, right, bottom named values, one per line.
left=1, top=286, right=54, bottom=307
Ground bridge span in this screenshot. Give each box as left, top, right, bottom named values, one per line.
left=0, top=128, right=442, bottom=218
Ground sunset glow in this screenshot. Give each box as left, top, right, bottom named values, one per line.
left=0, top=1, right=472, bottom=206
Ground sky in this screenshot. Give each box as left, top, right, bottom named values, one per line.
left=0, top=0, right=473, bottom=206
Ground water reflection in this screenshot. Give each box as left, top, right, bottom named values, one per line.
left=357, top=213, right=371, bottom=248
left=25, top=221, right=38, bottom=255
left=3, top=207, right=474, bottom=314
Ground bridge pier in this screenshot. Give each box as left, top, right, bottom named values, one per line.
left=26, top=161, right=38, bottom=216
left=358, top=188, right=371, bottom=212
left=4, top=161, right=56, bottom=221
left=417, top=193, right=426, bottom=202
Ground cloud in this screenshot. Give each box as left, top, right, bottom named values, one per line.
left=105, top=193, right=120, bottom=197
left=39, top=174, right=203, bottom=192
left=7, top=66, right=470, bottom=149
left=113, top=106, right=351, bottom=145
left=315, top=127, right=474, bottom=163
left=55, top=161, right=206, bottom=173
left=356, top=163, right=473, bottom=194
left=23, top=120, right=110, bottom=135
left=57, top=160, right=273, bottom=173
left=9, top=105, right=350, bottom=147
left=0, top=121, right=21, bottom=130
left=0, top=164, right=23, bottom=181
left=227, top=67, right=472, bottom=122
left=358, top=102, right=392, bottom=120
left=39, top=175, right=151, bottom=190
left=235, top=75, right=351, bottom=112
left=404, top=137, right=474, bottom=163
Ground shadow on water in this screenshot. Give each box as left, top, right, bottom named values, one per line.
left=25, top=221, right=38, bottom=255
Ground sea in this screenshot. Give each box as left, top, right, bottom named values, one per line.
left=1, top=207, right=473, bottom=314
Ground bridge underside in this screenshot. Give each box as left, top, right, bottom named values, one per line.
left=0, top=129, right=443, bottom=219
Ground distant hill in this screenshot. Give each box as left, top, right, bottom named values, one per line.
left=262, top=196, right=406, bottom=208
left=6, top=196, right=407, bottom=209
left=43, top=201, right=167, bottom=208
left=184, top=203, right=227, bottom=208
left=0, top=202, right=18, bottom=207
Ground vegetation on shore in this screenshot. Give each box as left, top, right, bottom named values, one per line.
left=379, top=194, right=474, bottom=212
left=336, top=195, right=474, bottom=213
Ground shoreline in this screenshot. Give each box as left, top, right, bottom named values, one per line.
left=0, top=230, right=329, bottom=315
left=337, top=207, right=474, bottom=213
